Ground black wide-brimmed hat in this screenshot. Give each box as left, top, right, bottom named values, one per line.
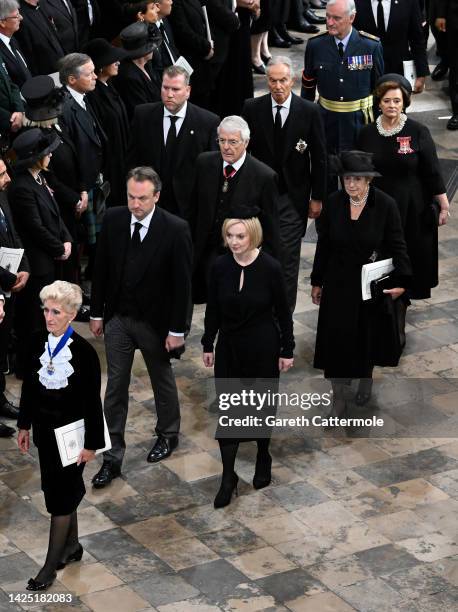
left=83, top=38, right=128, bottom=72
left=330, top=151, right=382, bottom=177
left=12, top=128, right=62, bottom=170
left=119, top=22, right=162, bottom=59
left=21, top=75, right=66, bottom=121
left=375, top=73, right=413, bottom=96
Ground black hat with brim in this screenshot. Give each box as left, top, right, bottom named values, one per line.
left=21, top=75, right=65, bottom=122
left=330, top=151, right=382, bottom=177
left=375, top=73, right=413, bottom=96
left=13, top=128, right=62, bottom=170
left=119, top=22, right=162, bottom=60
left=83, top=38, right=128, bottom=71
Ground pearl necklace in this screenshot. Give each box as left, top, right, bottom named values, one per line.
left=376, top=113, right=407, bottom=137
left=349, top=187, right=369, bottom=207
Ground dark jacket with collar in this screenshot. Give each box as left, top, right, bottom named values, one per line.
left=242, top=92, right=327, bottom=220
left=113, top=60, right=161, bottom=120
left=127, top=100, right=219, bottom=218
left=90, top=205, right=192, bottom=337
left=0, top=37, right=32, bottom=87
left=8, top=170, right=72, bottom=277
left=0, top=62, right=23, bottom=134
left=59, top=88, right=106, bottom=191
left=15, top=0, right=65, bottom=76
left=0, top=192, right=30, bottom=292
left=353, top=0, right=429, bottom=77
left=42, top=0, right=79, bottom=54
left=149, top=18, right=180, bottom=81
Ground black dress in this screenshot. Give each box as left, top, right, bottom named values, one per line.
left=357, top=118, right=446, bottom=299
left=87, top=80, right=130, bottom=207
left=17, top=331, right=105, bottom=515
left=311, top=187, right=412, bottom=379
left=202, top=251, right=294, bottom=438
left=113, top=59, right=161, bottom=119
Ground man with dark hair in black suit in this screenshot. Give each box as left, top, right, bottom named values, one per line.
left=0, top=157, right=29, bottom=436
left=89, top=166, right=192, bottom=488
left=242, top=55, right=326, bottom=312
left=0, top=0, right=32, bottom=87
left=127, top=65, right=219, bottom=219
left=353, top=0, right=429, bottom=93
left=192, top=114, right=280, bottom=303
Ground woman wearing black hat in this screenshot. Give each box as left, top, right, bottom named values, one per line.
left=113, top=21, right=162, bottom=118
left=202, top=210, right=294, bottom=508
left=84, top=39, right=129, bottom=207
left=311, top=151, right=412, bottom=411
left=8, top=128, right=72, bottom=371
left=357, top=74, right=450, bottom=301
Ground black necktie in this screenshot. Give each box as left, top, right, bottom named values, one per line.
left=338, top=42, right=344, bottom=58
left=165, top=115, right=178, bottom=154
left=274, top=105, right=283, bottom=159
left=377, top=0, right=386, bottom=36
left=131, top=222, right=142, bottom=250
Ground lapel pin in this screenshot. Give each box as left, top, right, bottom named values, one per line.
left=190, top=130, right=194, bottom=134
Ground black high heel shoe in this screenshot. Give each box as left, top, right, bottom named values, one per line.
left=56, top=543, right=83, bottom=570
left=253, top=453, right=272, bottom=490
left=261, top=53, right=272, bottom=65
left=252, top=62, right=266, bottom=75
left=214, top=473, right=239, bottom=508
left=26, top=572, right=56, bottom=591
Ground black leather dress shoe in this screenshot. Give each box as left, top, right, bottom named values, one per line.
left=0, top=422, right=15, bottom=437
left=447, top=114, right=458, bottom=130
left=0, top=400, right=19, bottom=419
left=276, top=25, right=303, bottom=44
left=146, top=436, right=178, bottom=463
left=288, top=19, right=320, bottom=34
left=92, top=461, right=121, bottom=488
left=431, top=62, right=448, bottom=81
left=304, top=8, right=326, bottom=24
left=268, top=28, right=291, bottom=48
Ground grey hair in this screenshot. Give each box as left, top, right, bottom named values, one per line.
left=0, top=0, right=19, bottom=21
left=40, top=281, right=82, bottom=313
left=163, top=65, right=190, bottom=86
left=58, top=53, right=92, bottom=85
left=217, top=116, right=250, bottom=142
left=327, top=0, right=356, bottom=15
left=126, top=166, right=162, bottom=193
left=267, top=55, right=294, bottom=77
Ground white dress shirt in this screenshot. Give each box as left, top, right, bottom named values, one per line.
left=0, top=32, right=28, bottom=67
left=223, top=151, right=246, bottom=172
left=271, top=93, right=292, bottom=127
left=334, top=30, right=353, bottom=52
left=66, top=86, right=86, bottom=110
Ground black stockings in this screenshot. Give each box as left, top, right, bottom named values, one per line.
left=35, top=511, right=79, bottom=582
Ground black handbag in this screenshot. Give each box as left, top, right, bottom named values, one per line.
left=369, top=276, right=407, bottom=367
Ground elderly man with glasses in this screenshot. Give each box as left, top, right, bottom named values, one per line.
left=192, top=115, right=280, bottom=304
left=0, top=0, right=31, bottom=87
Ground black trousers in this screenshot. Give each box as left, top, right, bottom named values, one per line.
left=278, top=193, right=305, bottom=312
left=102, top=314, right=181, bottom=466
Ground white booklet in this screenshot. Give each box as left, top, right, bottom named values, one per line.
left=174, top=55, right=194, bottom=75
left=54, top=414, right=111, bottom=467
left=0, top=247, right=24, bottom=297
left=403, top=60, right=417, bottom=89
left=361, top=258, right=394, bottom=301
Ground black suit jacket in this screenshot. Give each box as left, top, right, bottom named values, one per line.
left=70, top=0, right=100, bottom=47
left=91, top=206, right=192, bottom=337
left=242, top=93, right=327, bottom=220
left=0, top=192, right=30, bottom=292
left=193, top=151, right=280, bottom=268
left=354, top=0, right=429, bottom=77
left=150, top=19, right=180, bottom=81
left=59, top=90, right=106, bottom=191
left=127, top=101, right=219, bottom=218
left=42, top=0, right=79, bottom=54
left=15, top=0, right=65, bottom=75
left=0, top=62, right=23, bottom=134
left=0, top=38, right=32, bottom=88
left=8, top=171, right=72, bottom=277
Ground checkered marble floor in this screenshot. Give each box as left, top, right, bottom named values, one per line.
left=1, top=32, right=458, bottom=612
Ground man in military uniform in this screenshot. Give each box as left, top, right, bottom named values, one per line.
left=301, top=0, right=384, bottom=163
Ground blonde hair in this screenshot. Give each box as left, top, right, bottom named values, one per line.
left=40, top=281, right=82, bottom=313
left=222, top=217, right=263, bottom=249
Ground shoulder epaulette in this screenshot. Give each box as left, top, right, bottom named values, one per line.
left=359, top=30, right=380, bottom=41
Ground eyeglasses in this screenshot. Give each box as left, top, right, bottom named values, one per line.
left=3, top=12, right=21, bottom=20
left=216, top=138, right=243, bottom=146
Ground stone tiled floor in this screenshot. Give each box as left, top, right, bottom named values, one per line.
left=1, top=24, right=458, bottom=612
